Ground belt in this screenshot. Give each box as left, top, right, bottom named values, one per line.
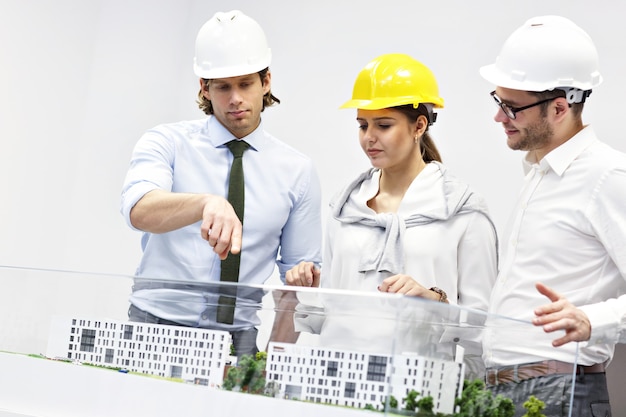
left=486, top=360, right=606, bottom=386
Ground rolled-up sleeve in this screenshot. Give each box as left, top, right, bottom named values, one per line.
left=120, top=129, right=175, bottom=230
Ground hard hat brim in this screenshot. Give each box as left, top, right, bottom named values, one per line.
left=340, top=97, right=444, bottom=110
left=479, top=63, right=602, bottom=92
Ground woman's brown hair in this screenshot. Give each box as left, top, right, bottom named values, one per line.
left=394, top=104, right=442, bottom=163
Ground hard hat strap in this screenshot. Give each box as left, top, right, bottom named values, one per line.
left=422, top=103, right=437, bottom=126
left=558, top=87, right=592, bottom=104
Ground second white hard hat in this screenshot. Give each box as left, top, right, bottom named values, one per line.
left=480, top=15, right=602, bottom=98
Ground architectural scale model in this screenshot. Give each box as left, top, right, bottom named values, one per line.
left=45, top=316, right=464, bottom=414
left=45, top=316, right=232, bottom=388
left=265, top=342, right=464, bottom=415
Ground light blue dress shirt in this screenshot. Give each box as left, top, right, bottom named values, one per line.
left=121, top=116, right=322, bottom=330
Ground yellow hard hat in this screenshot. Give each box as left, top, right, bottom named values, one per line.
left=341, top=53, right=444, bottom=110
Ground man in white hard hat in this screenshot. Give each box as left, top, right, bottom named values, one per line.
left=480, top=15, right=626, bottom=417
left=120, top=10, right=322, bottom=357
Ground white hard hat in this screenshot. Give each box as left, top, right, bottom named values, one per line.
left=193, top=10, right=272, bottom=79
left=480, top=16, right=602, bottom=100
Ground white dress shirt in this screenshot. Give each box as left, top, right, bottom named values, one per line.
left=484, top=125, right=626, bottom=367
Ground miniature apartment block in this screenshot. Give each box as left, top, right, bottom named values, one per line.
left=45, top=317, right=232, bottom=388
left=265, top=342, right=464, bottom=415
left=44, top=316, right=464, bottom=415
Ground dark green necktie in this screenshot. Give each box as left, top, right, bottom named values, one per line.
left=217, top=139, right=250, bottom=325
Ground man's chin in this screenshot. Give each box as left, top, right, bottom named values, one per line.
left=507, top=138, right=525, bottom=151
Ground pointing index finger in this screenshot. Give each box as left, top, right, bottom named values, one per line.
left=535, top=282, right=561, bottom=302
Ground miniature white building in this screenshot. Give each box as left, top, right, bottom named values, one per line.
left=265, top=342, right=464, bottom=415
left=46, top=316, right=232, bottom=388
left=44, top=316, right=464, bottom=414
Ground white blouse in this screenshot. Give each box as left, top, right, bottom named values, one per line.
left=296, top=163, right=498, bottom=365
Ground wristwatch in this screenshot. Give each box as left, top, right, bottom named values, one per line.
left=429, top=287, right=448, bottom=303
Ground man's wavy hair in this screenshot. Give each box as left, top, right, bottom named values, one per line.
left=196, top=68, right=280, bottom=115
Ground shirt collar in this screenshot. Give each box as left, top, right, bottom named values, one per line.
left=205, top=115, right=265, bottom=151
left=523, top=125, right=596, bottom=176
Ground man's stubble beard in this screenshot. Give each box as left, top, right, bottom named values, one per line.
left=509, top=116, right=553, bottom=152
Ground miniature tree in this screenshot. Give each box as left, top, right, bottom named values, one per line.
left=238, top=353, right=266, bottom=393
left=522, top=395, right=546, bottom=417
left=389, top=395, right=399, bottom=409
left=455, top=379, right=515, bottom=417
left=492, top=394, right=516, bottom=417
left=455, top=379, right=486, bottom=416
left=222, top=353, right=266, bottom=393
left=222, top=365, right=244, bottom=391
left=404, top=389, right=420, bottom=411
left=382, top=395, right=399, bottom=411
left=415, top=396, right=435, bottom=416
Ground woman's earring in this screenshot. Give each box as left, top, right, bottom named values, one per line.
left=414, top=135, right=419, bottom=144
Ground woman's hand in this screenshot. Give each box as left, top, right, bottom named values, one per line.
left=378, top=274, right=443, bottom=302
left=286, top=262, right=320, bottom=287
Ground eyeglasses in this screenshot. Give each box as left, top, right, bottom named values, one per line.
left=490, top=91, right=557, bottom=120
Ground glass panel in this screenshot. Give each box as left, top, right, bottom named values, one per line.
left=0, top=266, right=578, bottom=417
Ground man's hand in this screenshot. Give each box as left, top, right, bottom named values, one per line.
left=200, top=195, right=242, bottom=260
left=130, top=190, right=242, bottom=260
left=533, top=282, right=591, bottom=347
left=286, top=262, right=320, bottom=287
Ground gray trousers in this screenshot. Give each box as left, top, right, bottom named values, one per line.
left=128, top=303, right=259, bottom=358
left=489, top=373, right=611, bottom=417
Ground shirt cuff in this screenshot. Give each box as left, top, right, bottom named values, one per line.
left=579, top=301, right=621, bottom=346
left=120, top=182, right=161, bottom=231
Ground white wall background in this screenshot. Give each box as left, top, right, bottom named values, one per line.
left=1, top=0, right=625, bottom=275
left=1, top=0, right=625, bottom=413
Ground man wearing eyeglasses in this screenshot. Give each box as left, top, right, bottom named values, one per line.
left=480, top=16, right=626, bottom=417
